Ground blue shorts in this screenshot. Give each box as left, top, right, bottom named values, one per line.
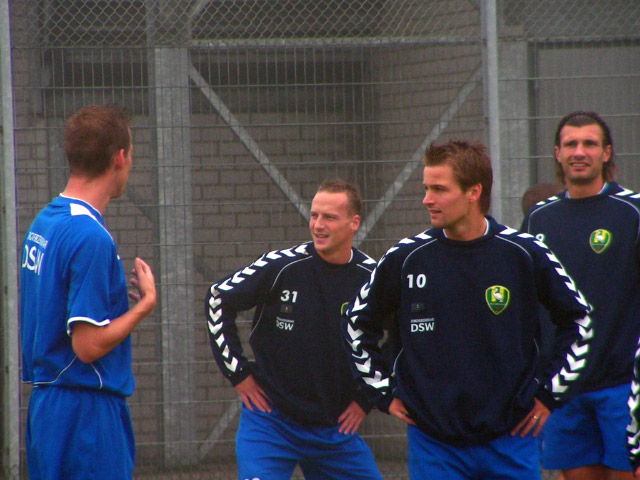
left=539, top=382, right=632, bottom=471
left=408, top=425, right=540, bottom=480
left=236, top=405, right=382, bottom=480
left=26, top=386, right=135, bottom=480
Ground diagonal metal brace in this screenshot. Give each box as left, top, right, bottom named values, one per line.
left=189, top=64, right=310, bottom=220
left=354, top=64, right=482, bottom=247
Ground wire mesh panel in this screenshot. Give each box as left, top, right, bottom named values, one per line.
left=3, top=0, right=640, bottom=479
left=7, top=2, right=483, bottom=478
left=498, top=0, right=640, bottom=226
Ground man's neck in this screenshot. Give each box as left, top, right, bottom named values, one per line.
left=444, top=215, right=488, bottom=242
left=61, top=175, right=113, bottom=214
left=566, top=179, right=606, bottom=199
left=316, top=246, right=353, bottom=265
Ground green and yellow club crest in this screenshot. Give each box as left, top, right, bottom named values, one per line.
left=485, top=285, right=510, bottom=315
left=341, top=302, right=350, bottom=315
left=589, top=229, right=612, bottom=254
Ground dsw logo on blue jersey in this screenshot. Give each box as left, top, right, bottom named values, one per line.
left=590, top=229, right=612, bottom=254
left=485, top=286, right=510, bottom=315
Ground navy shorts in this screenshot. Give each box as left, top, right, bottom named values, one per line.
left=408, top=424, right=540, bottom=480
left=26, top=386, right=135, bottom=480
left=236, top=405, right=382, bottom=480
left=539, top=382, right=633, bottom=471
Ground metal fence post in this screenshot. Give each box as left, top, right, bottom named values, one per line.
left=0, top=0, right=21, bottom=476
left=481, top=0, right=502, bottom=222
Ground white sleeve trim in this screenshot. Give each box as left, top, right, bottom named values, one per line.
left=67, top=316, right=111, bottom=336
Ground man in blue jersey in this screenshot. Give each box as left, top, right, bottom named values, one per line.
left=205, top=179, right=382, bottom=480
left=343, top=141, right=594, bottom=479
left=20, top=104, right=157, bottom=480
left=522, top=112, right=640, bottom=480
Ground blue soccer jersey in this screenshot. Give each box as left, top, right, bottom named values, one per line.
left=20, top=195, right=134, bottom=396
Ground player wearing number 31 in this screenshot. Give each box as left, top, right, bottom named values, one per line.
left=205, top=179, right=382, bottom=479
left=342, top=141, right=594, bottom=479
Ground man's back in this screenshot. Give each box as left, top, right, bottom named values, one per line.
left=20, top=195, right=133, bottom=396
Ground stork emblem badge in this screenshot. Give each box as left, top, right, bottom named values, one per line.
left=590, top=229, right=612, bottom=254
left=485, top=286, right=510, bottom=315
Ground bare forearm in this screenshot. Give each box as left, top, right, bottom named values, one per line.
left=72, top=297, right=155, bottom=363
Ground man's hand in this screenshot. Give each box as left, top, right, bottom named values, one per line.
left=129, top=257, right=156, bottom=316
left=389, top=398, right=415, bottom=425
left=234, top=375, right=272, bottom=413
left=72, top=257, right=156, bottom=363
left=338, top=401, right=366, bottom=435
left=510, top=397, right=550, bottom=437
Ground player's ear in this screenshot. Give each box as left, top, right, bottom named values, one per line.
left=351, top=214, right=361, bottom=232
left=468, top=183, right=482, bottom=204
left=603, top=144, right=612, bottom=163
left=112, top=148, right=126, bottom=170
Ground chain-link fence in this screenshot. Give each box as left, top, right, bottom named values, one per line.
left=2, top=1, right=639, bottom=478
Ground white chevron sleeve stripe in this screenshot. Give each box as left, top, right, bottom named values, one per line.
left=224, top=357, right=238, bottom=371
left=348, top=323, right=363, bottom=340
left=351, top=296, right=366, bottom=312
left=551, top=375, right=568, bottom=394
left=209, top=308, right=222, bottom=323
left=559, top=366, right=579, bottom=381
left=551, top=316, right=593, bottom=397
left=266, top=251, right=282, bottom=260
left=571, top=342, right=589, bottom=357
left=209, top=296, right=221, bottom=309
left=352, top=350, right=369, bottom=361
left=253, top=257, right=268, bottom=267
left=208, top=319, right=223, bottom=335
left=231, top=271, right=245, bottom=284
left=355, top=358, right=371, bottom=373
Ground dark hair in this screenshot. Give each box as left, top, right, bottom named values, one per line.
left=423, top=141, right=493, bottom=214
left=554, top=111, right=615, bottom=183
left=64, top=104, right=131, bottom=178
left=316, top=178, right=362, bottom=216
left=521, top=183, right=564, bottom=215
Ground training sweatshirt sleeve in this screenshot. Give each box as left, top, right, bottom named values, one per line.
left=627, top=337, right=640, bottom=470
left=527, top=234, right=594, bottom=409
left=342, top=240, right=411, bottom=413
left=205, top=252, right=277, bottom=386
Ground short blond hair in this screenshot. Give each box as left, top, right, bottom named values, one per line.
left=316, top=178, right=362, bottom=216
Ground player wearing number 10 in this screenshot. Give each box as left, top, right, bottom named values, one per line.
left=342, top=141, right=594, bottom=479
left=205, top=179, right=382, bottom=479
